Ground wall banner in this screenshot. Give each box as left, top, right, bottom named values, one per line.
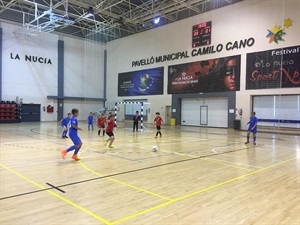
left=246, top=45, right=300, bottom=89
left=168, top=55, right=241, bottom=94
left=118, top=67, right=164, bottom=96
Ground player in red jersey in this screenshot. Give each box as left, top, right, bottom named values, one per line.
left=104, top=114, right=117, bottom=148
left=97, top=113, right=106, bottom=136
left=154, top=112, right=163, bottom=138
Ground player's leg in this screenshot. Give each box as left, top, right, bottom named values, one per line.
left=61, top=135, right=77, bottom=159
left=72, top=139, right=82, bottom=161
left=64, top=128, right=69, bottom=138
left=98, top=127, right=101, bottom=136
left=253, top=131, right=257, bottom=145
left=133, top=122, right=136, bottom=132
left=155, top=126, right=159, bottom=138
left=104, top=132, right=109, bottom=146
left=108, top=133, right=115, bottom=148
left=102, top=127, right=105, bottom=136
left=61, top=126, right=66, bottom=138
left=245, top=131, right=251, bottom=144
left=91, top=124, right=94, bottom=131
left=158, top=126, right=162, bottom=137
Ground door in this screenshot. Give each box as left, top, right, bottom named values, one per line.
left=165, top=106, right=171, bottom=125
left=21, top=104, right=41, bottom=122
left=200, top=106, right=208, bottom=125
left=181, top=98, right=228, bottom=127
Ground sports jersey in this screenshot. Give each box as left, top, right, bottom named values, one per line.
left=98, top=116, right=106, bottom=127
left=154, top=116, right=163, bottom=126
left=106, top=119, right=116, bottom=132
left=133, top=115, right=141, bottom=123
left=61, top=116, right=70, bottom=127
left=69, top=116, right=79, bottom=136
left=248, top=116, right=258, bottom=132
left=88, top=115, right=93, bottom=124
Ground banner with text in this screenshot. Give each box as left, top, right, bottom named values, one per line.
left=246, top=45, right=300, bottom=89
left=168, top=55, right=241, bottom=94
left=118, top=67, right=164, bottom=96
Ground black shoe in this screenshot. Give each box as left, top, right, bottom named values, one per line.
left=64, top=136, right=69, bottom=138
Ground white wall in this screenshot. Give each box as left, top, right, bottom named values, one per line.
left=64, top=36, right=105, bottom=98
left=106, top=0, right=300, bottom=127
left=63, top=36, right=106, bottom=120
left=2, top=22, right=58, bottom=121
left=1, top=22, right=106, bottom=121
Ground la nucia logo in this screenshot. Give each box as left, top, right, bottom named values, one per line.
left=10, top=53, right=52, bottom=65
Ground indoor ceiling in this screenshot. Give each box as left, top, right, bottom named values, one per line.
left=0, top=0, right=243, bottom=43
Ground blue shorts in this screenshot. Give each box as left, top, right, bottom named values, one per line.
left=247, top=128, right=257, bottom=134
left=69, top=134, right=81, bottom=145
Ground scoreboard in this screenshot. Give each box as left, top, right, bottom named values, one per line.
left=192, top=21, right=212, bottom=48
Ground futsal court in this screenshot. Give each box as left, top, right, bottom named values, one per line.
left=0, top=122, right=299, bottom=225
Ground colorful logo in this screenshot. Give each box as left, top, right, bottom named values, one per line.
left=266, top=18, right=293, bottom=44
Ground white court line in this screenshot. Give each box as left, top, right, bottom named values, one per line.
left=174, top=151, right=262, bottom=169
left=211, top=143, right=242, bottom=158
left=206, top=157, right=263, bottom=169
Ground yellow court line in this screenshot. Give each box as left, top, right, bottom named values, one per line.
left=0, top=163, right=112, bottom=225
left=79, top=159, right=173, bottom=201
left=111, top=157, right=296, bottom=225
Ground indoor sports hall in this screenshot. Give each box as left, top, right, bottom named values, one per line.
left=0, top=0, right=299, bottom=225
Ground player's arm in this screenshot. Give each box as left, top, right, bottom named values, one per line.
left=251, top=122, right=257, bottom=130
left=71, top=123, right=82, bottom=131
left=57, top=119, right=63, bottom=125
left=247, top=119, right=250, bottom=125
left=251, top=118, right=258, bottom=130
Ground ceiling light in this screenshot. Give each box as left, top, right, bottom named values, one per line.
left=153, top=17, right=160, bottom=24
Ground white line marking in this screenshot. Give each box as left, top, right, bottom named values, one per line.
left=206, top=157, right=263, bottom=169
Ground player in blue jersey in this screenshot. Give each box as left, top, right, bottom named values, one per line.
left=61, top=108, right=82, bottom=161
left=87, top=112, right=94, bottom=130
left=245, top=112, right=258, bottom=145
left=59, top=113, right=71, bottom=138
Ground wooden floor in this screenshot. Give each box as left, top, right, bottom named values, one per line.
left=0, top=122, right=299, bottom=225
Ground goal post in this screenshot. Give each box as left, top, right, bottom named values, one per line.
left=115, top=101, right=144, bottom=130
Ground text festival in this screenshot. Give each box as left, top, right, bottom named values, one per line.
left=132, top=37, right=255, bottom=67
left=10, top=53, right=52, bottom=65
left=250, top=46, right=299, bottom=84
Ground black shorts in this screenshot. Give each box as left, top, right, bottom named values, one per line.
left=106, top=131, right=114, bottom=137
left=156, top=126, right=161, bottom=130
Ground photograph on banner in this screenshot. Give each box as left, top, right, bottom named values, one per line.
left=168, top=55, right=241, bottom=94
left=118, top=67, right=164, bottom=96
left=246, top=45, right=300, bottom=90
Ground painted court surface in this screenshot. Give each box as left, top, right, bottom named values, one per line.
left=0, top=122, right=299, bottom=225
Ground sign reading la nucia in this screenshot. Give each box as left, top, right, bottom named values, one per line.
left=132, top=37, right=255, bottom=67
left=10, top=53, right=52, bottom=65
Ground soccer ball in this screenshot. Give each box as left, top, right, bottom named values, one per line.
left=152, top=146, right=158, bottom=152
